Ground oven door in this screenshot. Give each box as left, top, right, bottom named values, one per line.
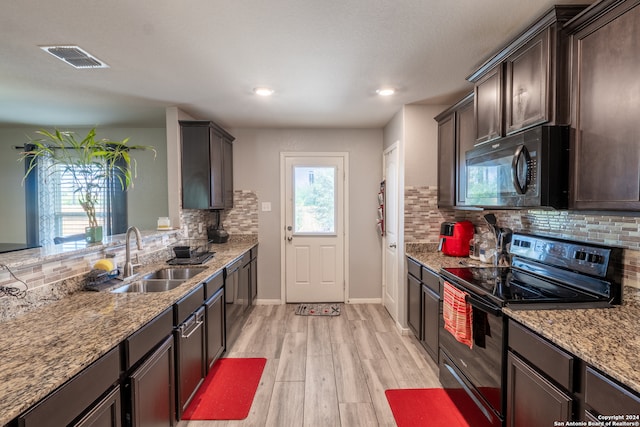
left=439, top=286, right=505, bottom=427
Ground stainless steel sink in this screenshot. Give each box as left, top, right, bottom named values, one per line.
left=111, top=279, right=186, bottom=293
left=142, top=267, right=207, bottom=280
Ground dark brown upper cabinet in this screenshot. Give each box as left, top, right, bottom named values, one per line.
left=435, top=93, right=474, bottom=208
left=467, top=6, right=585, bottom=144
left=505, top=30, right=551, bottom=134
left=473, top=66, right=503, bottom=144
left=180, top=120, right=234, bottom=210
left=565, top=0, right=640, bottom=211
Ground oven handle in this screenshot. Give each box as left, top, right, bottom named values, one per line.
left=465, top=294, right=502, bottom=317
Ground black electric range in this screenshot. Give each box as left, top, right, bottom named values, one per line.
left=437, top=233, right=623, bottom=427
left=441, top=232, right=622, bottom=310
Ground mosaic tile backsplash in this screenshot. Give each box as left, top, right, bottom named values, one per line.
left=405, top=185, right=640, bottom=288
left=181, top=190, right=259, bottom=239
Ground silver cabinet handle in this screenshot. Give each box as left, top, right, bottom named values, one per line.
left=389, top=243, right=397, bottom=248
left=180, top=320, right=203, bottom=339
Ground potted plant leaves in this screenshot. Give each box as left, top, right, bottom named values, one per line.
left=20, top=128, right=155, bottom=243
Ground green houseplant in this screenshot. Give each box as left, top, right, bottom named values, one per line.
left=20, top=128, right=155, bottom=243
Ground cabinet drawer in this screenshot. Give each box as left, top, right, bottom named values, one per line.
left=585, top=366, right=640, bottom=416
left=204, top=270, right=224, bottom=300
left=19, top=347, right=120, bottom=427
left=421, top=266, right=440, bottom=295
left=251, top=245, right=258, bottom=259
left=407, top=258, right=421, bottom=280
left=124, top=307, right=173, bottom=370
left=508, top=320, right=574, bottom=390
left=174, top=284, right=205, bottom=325
left=241, top=250, right=251, bottom=266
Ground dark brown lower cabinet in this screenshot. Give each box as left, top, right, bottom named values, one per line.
left=421, top=284, right=439, bottom=362
left=74, top=386, right=121, bottom=427
left=128, top=336, right=175, bottom=427
left=584, top=365, right=640, bottom=419
left=407, top=273, right=422, bottom=338
left=17, top=347, right=120, bottom=427
left=175, top=306, right=206, bottom=419
left=205, top=287, right=225, bottom=371
left=506, top=351, right=573, bottom=427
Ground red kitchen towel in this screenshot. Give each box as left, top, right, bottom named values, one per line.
left=443, top=281, right=473, bottom=349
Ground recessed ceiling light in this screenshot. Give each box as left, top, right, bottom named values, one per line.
left=40, top=45, right=109, bottom=69
left=253, top=87, right=274, bottom=96
left=376, top=88, right=396, bottom=96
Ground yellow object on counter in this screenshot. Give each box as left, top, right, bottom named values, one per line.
left=93, top=259, right=115, bottom=272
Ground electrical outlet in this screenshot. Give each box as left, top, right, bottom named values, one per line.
left=262, top=202, right=272, bottom=212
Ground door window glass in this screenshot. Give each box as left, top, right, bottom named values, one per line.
left=293, top=166, right=336, bottom=234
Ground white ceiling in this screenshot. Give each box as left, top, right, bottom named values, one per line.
left=0, top=0, right=590, bottom=129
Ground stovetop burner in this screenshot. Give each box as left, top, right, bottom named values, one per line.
left=440, top=232, right=622, bottom=309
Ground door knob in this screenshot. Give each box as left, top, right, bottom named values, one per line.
left=287, top=236, right=293, bottom=242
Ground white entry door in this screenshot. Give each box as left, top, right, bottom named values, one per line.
left=283, top=155, right=345, bottom=303
left=382, top=144, right=399, bottom=320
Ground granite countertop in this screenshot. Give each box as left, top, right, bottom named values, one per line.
left=406, top=244, right=640, bottom=396
left=0, top=236, right=257, bottom=426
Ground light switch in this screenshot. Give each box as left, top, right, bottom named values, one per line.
left=262, top=202, right=272, bottom=212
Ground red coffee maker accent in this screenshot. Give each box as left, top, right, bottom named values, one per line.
left=438, top=221, right=475, bottom=257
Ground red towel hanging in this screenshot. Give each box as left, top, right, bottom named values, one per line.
left=443, top=281, right=473, bottom=349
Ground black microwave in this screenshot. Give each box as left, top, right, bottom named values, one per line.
left=465, top=125, right=569, bottom=209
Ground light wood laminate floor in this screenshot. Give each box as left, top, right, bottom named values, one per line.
left=179, top=304, right=442, bottom=427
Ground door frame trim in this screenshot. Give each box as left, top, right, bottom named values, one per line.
left=279, top=152, right=350, bottom=303
left=382, top=142, right=399, bottom=320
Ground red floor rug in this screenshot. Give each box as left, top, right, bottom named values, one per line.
left=182, top=357, right=267, bottom=420
left=385, top=388, right=492, bottom=427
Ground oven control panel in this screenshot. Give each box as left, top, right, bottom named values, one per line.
left=510, top=233, right=613, bottom=278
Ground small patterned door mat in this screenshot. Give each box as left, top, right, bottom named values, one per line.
left=294, top=303, right=341, bottom=316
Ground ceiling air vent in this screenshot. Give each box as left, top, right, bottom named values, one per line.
left=40, top=45, right=109, bottom=69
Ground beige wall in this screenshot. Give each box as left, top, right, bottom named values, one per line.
left=0, top=127, right=167, bottom=243
left=404, top=104, right=447, bottom=187
left=231, top=128, right=384, bottom=301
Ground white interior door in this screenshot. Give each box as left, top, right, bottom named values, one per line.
left=383, top=144, right=399, bottom=321
left=284, top=155, right=345, bottom=303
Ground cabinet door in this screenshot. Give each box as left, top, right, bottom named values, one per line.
left=222, top=137, right=234, bottom=209
left=209, top=131, right=225, bottom=209
left=176, top=308, right=206, bottom=418
left=505, top=29, right=551, bottom=134
left=74, top=386, right=121, bottom=427
left=181, top=125, right=211, bottom=210
left=250, top=256, right=258, bottom=305
left=130, top=336, right=175, bottom=427
left=421, top=285, right=439, bottom=363
left=407, top=274, right=422, bottom=338
left=506, top=351, right=572, bottom=427
left=206, top=288, right=225, bottom=371
left=570, top=2, right=640, bottom=210
left=455, top=96, right=475, bottom=206
left=240, top=256, right=251, bottom=310
left=437, top=112, right=456, bottom=208
left=474, top=65, right=503, bottom=144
